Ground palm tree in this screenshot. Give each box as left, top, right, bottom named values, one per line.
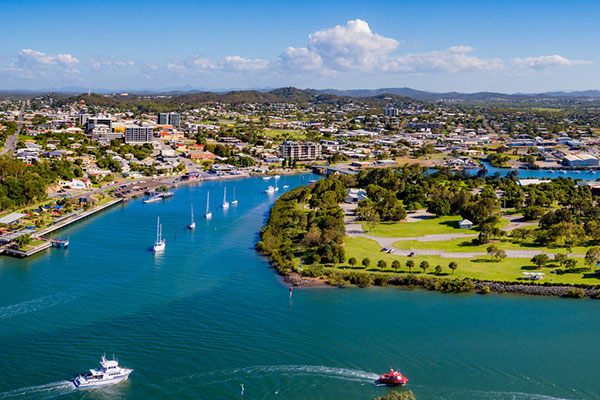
left=406, top=260, right=415, bottom=273
left=420, top=261, right=429, bottom=274
left=392, top=260, right=401, bottom=273
left=449, top=261, right=458, bottom=275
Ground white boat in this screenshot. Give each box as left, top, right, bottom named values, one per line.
left=274, top=186, right=279, bottom=192
left=72, top=355, right=133, bottom=388
left=204, top=192, right=212, bottom=219
left=273, top=175, right=280, bottom=180
left=283, top=185, right=289, bottom=189
left=262, top=176, right=271, bottom=180
left=222, top=187, right=230, bottom=209
left=153, top=217, right=165, bottom=253
left=265, top=186, right=275, bottom=194
left=188, top=204, right=196, bottom=230
left=231, top=187, right=238, bottom=205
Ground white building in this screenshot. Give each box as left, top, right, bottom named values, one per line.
left=124, top=125, right=154, bottom=144
left=280, top=141, right=322, bottom=161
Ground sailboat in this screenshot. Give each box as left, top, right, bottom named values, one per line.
left=231, top=187, right=238, bottom=205
left=188, top=204, right=196, bottom=230
left=222, top=187, right=230, bottom=209
left=204, top=192, right=212, bottom=219
left=153, top=217, right=165, bottom=253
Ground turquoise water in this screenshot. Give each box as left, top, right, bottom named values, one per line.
left=0, top=173, right=599, bottom=400
left=475, top=162, right=600, bottom=181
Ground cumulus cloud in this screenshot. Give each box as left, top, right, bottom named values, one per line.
left=90, top=58, right=135, bottom=70
left=511, top=55, right=591, bottom=69
left=385, top=46, right=504, bottom=73
left=279, top=47, right=322, bottom=71
left=307, top=19, right=398, bottom=70
left=220, top=56, right=269, bottom=72
left=17, top=49, right=79, bottom=68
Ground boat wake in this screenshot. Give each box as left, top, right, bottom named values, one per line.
left=0, top=293, right=77, bottom=320
left=0, top=381, right=74, bottom=399
left=172, top=364, right=379, bottom=385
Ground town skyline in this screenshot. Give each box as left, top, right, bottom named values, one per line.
left=1, top=0, right=599, bottom=93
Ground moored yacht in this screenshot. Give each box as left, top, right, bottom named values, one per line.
left=231, top=187, right=238, bottom=205
left=72, top=355, right=133, bottom=388
left=204, top=192, right=212, bottom=219
left=188, top=204, right=196, bottom=230
left=153, top=217, right=165, bottom=253
left=265, top=186, right=275, bottom=194
left=222, top=187, right=230, bottom=209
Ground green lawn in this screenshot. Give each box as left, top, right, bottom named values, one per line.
left=19, top=239, right=46, bottom=251
left=364, top=215, right=478, bottom=237
left=340, top=236, right=600, bottom=285
left=263, top=129, right=306, bottom=140
left=392, top=237, right=591, bottom=255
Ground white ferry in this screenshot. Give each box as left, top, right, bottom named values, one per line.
left=72, top=355, right=133, bottom=388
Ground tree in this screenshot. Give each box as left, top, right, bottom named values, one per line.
left=15, top=234, right=32, bottom=248
left=554, top=253, right=568, bottom=268
left=392, top=260, right=401, bottom=273
left=420, top=260, right=429, bottom=274
left=434, top=264, right=442, bottom=275
left=348, top=257, right=357, bottom=268
left=564, top=258, right=578, bottom=271
left=486, top=245, right=506, bottom=261
left=585, top=247, right=600, bottom=270
left=377, top=259, right=387, bottom=271
left=531, top=254, right=550, bottom=269
left=448, top=261, right=458, bottom=274
left=362, top=257, right=371, bottom=269
left=406, top=260, right=415, bottom=273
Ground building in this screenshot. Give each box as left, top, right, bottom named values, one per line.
left=0, top=212, right=26, bottom=226
left=91, top=126, right=123, bottom=142
left=458, top=219, right=473, bottom=229
left=85, top=115, right=113, bottom=133
left=124, top=125, right=154, bottom=144
left=280, top=141, right=322, bottom=161
left=78, top=113, right=92, bottom=126
left=384, top=107, right=398, bottom=117
left=564, top=153, right=599, bottom=167
left=345, top=188, right=368, bottom=203
left=157, top=113, right=180, bottom=128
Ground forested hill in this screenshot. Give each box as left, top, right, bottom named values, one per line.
left=54, top=88, right=419, bottom=112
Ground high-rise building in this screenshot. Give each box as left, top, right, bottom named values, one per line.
left=124, top=125, right=154, bottom=143
left=85, top=115, right=113, bottom=133
left=157, top=112, right=180, bottom=128
left=384, top=107, right=398, bottom=117
left=280, top=141, right=322, bottom=161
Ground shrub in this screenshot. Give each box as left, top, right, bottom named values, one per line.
left=562, top=288, right=585, bottom=298
left=373, top=390, right=416, bottom=400
left=480, top=285, right=491, bottom=294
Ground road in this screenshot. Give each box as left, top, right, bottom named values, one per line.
left=1, top=100, right=26, bottom=156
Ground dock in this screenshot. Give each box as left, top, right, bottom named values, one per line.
left=143, top=192, right=174, bottom=204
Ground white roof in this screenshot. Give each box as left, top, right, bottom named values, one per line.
left=459, top=219, right=472, bottom=225
left=0, top=212, right=26, bottom=225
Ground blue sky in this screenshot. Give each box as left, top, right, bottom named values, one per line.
left=1, top=0, right=599, bottom=92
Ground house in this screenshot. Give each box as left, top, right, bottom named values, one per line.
left=458, top=219, right=473, bottom=229
left=345, top=188, right=368, bottom=203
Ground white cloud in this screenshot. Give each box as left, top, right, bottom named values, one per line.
left=220, top=56, right=269, bottom=72
left=385, top=46, right=504, bottom=73
left=18, top=49, right=79, bottom=68
left=307, top=19, right=398, bottom=70
left=279, top=47, right=322, bottom=71
left=511, top=55, right=591, bottom=69
left=90, top=58, right=135, bottom=70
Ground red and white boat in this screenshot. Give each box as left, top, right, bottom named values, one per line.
left=376, top=368, right=408, bottom=386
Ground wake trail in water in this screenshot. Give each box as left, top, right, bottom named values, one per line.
left=0, top=294, right=77, bottom=320
left=0, top=381, right=74, bottom=399
left=172, top=364, right=379, bottom=385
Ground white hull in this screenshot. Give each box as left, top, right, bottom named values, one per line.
left=74, top=370, right=132, bottom=388
left=222, top=203, right=229, bottom=209
left=153, top=241, right=165, bottom=252
left=188, top=222, right=196, bottom=229
left=231, top=200, right=238, bottom=205
left=204, top=212, right=212, bottom=219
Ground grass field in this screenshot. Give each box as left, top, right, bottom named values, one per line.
left=339, top=236, right=600, bottom=285
left=263, top=129, right=306, bottom=140
left=364, top=216, right=477, bottom=237
left=392, top=237, right=590, bottom=255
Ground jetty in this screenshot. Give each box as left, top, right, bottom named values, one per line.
left=143, top=192, right=174, bottom=204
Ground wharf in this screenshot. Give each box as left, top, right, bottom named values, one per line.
left=37, top=198, right=123, bottom=237
left=4, top=240, right=52, bottom=258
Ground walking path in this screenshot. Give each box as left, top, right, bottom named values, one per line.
left=342, top=204, right=580, bottom=259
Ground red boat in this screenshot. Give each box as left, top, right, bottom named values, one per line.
left=376, top=368, right=409, bottom=386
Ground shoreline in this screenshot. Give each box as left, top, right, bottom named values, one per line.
left=282, top=271, right=600, bottom=298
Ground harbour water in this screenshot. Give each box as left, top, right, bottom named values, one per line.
left=0, top=173, right=599, bottom=400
